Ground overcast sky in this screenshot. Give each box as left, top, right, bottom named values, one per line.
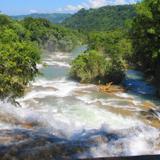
left=0, top=0, right=139, bottom=15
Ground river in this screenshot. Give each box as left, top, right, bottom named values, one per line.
left=0, top=46, right=160, bottom=159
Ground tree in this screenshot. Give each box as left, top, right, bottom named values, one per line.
left=0, top=14, right=12, bottom=27
left=0, top=41, right=40, bottom=103
left=0, top=15, right=41, bottom=103
left=70, top=50, right=108, bottom=83
left=22, top=17, right=80, bottom=52
left=63, top=5, right=136, bottom=32
left=70, top=50, right=125, bottom=84
left=131, top=0, right=160, bottom=70
left=88, top=30, right=132, bottom=60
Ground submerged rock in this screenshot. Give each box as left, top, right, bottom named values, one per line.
left=99, top=82, right=125, bottom=94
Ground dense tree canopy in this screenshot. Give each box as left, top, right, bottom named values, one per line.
left=63, top=5, right=136, bottom=32
left=70, top=49, right=125, bottom=84
left=131, top=0, right=160, bottom=69
left=70, top=50, right=107, bottom=83
left=22, top=17, right=80, bottom=52
left=88, top=30, right=132, bottom=60
left=0, top=15, right=41, bottom=103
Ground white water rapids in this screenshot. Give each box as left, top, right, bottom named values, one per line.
left=0, top=46, right=160, bottom=158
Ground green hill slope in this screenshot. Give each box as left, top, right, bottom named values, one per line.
left=63, top=5, right=136, bottom=31
left=12, top=13, right=72, bottom=24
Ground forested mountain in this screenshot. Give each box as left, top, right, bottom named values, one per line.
left=63, top=5, right=136, bottom=31
left=12, top=13, right=72, bottom=24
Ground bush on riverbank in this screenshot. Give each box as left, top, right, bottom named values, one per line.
left=70, top=29, right=129, bottom=85
left=70, top=50, right=125, bottom=84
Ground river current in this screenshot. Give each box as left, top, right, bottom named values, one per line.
left=0, top=46, right=160, bottom=159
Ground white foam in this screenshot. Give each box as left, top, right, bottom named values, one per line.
left=47, top=52, right=69, bottom=60
left=18, top=78, right=79, bottom=101
left=77, top=126, right=160, bottom=158
left=24, top=78, right=96, bottom=102
left=128, top=127, right=159, bottom=155
left=43, top=60, right=70, bottom=68
left=76, top=96, right=98, bottom=104
left=76, top=95, right=139, bottom=112
left=36, top=64, right=44, bottom=69
left=0, top=101, right=46, bottom=128
left=115, top=93, right=134, bottom=99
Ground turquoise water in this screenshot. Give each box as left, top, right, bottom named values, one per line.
left=124, top=70, right=156, bottom=96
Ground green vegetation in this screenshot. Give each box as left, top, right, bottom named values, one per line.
left=22, top=17, right=80, bottom=52
left=70, top=49, right=125, bottom=84
left=0, top=15, right=80, bottom=103
left=70, top=29, right=129, bottom=84
left=70, top=50, right=107, bottom=83
left=130, top=0, right=160, bottom=96
left=63, top=5, right=136, bottom=32
left=88, top=30, right=132, bottom=60
left=12, top=13, right=72, bottom=24
left=65, top=4, right=135, bottom=85
left=0, top=15, right=40, bottom=103
left=2, top=0, right=160, bottom=102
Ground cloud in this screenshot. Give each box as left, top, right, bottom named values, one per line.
left=29, top=9, right=38, bottom=14
left=56, top=0, right=138, bottom=13
left=63, top=4, right=84, bottom=12
left=115, top=0, right=126, bottom=5
left=88, top=0, right=107, bottom=8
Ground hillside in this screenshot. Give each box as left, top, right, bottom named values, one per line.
left=63, top=5, right=136, bottom=31
left=12, top=13, right=72, bottom=24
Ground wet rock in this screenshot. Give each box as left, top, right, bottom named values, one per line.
left=20, top=122, right=35, bottom=129
left=85, top=135, right=108, bottom=146
left=0, top=110, right=20, bottom=125
left=99, top=83, right=125, bottom=94
left=0, top=129, right=70, bottom=160
left=140, top=101, right=156, bottom=111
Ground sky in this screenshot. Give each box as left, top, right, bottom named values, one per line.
left=0, top=0, right=139, bottom=15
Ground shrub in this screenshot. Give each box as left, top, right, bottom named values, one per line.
left=70, top=50, right=125, bottom=84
